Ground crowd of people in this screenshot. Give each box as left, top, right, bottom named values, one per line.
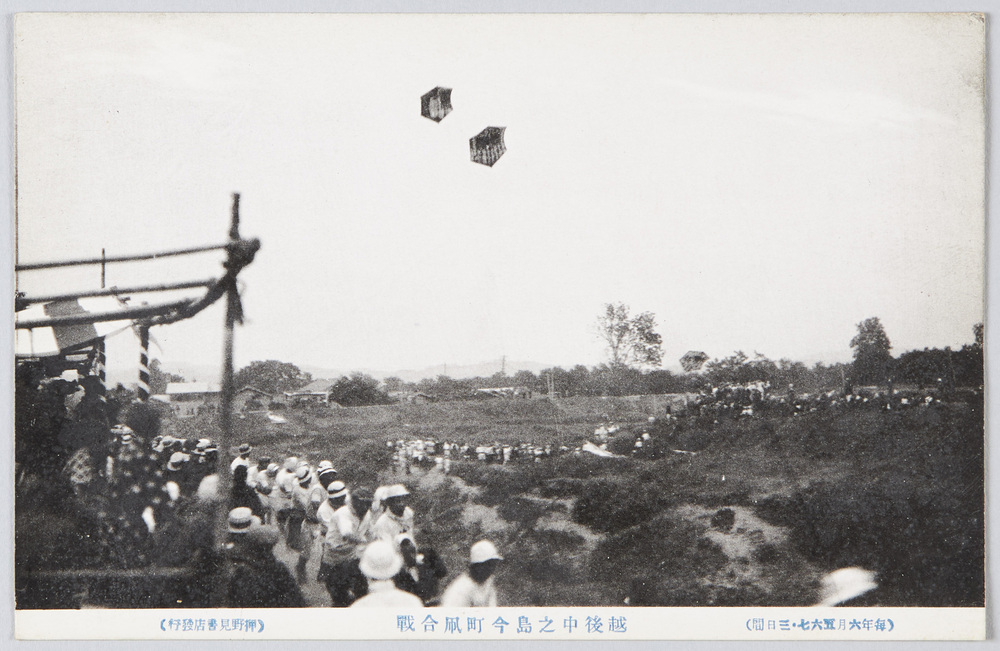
left=223, top=445, right=503, bottom=608
left=389, top=438, right=594, bottom=473
left=18, top=362, right=977, bottom=609
left=61, top=421, right=506, bottom=608
left=687, top=382, right=961, bottom=422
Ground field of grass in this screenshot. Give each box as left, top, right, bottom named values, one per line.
left=168, top=394, right=984, bottom=607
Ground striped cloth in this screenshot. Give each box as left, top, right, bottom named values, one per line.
left=15, top=296, right=133, bottom=358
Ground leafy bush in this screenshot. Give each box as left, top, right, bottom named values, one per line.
left=571, top=479, right=674, bottom=533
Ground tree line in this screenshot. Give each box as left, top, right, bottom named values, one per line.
left=152, top=307, right=982, bottom=407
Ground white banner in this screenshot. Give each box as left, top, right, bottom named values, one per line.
left=15, top=607, right=986, bottom=641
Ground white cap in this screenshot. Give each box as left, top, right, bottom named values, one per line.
left=359, top=540, right=403, bottom=580
left=470, top=540, right=503, bottom=564
left=384, top=484, right=410, bottom=498
left=283, top=456, right=298, bottom=471
left=317, top=460, right=334, bottom=471
left=816, top=567, right=877, bottom=606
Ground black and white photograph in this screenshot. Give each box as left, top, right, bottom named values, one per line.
left=10, top=10, right=987, bottom=640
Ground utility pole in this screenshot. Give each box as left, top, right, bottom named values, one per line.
left=96, top=248, right=107, bottom=385
left=213, top=192, right=245, bottom=606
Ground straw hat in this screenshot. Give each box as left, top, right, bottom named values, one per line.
left=327, top=481, right=348, bottom=498
left=167, top=452, right=187, bottom=471
left=227, top=507, right=255, bottom=534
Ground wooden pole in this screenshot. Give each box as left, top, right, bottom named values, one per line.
left=19, top=278, right=217, bottom=305
left=212, top=192, right=241, bottom=606
left=97, top=249, right=107, bottom=385
left=16, top=242, right=230, bottom=271
left=16, top=299, right=193, bottom=329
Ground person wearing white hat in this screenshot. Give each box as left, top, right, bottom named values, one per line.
left=226, top=514, right=306, bottom=609
left=263, top=463, right=284, bottom=522
left=317, top=466, right=339, bottom=490
left=230, top=443, right=252, bottom=474
left=358, top=485, right=389, bottom=542
left=226, top=506, right=260, bottom=541
left=317, top=480, right=365, bottom=606
left=440, top=540, right=503, bottom=607
left=350, top=541, right=424, bottom=608
left=274, top=456, right=298, bottom=536
left=371, top=484, right=416, bottom=547
left=288, top=465, right=323, bottom=583
left=249, top=457, right=273, bottom=520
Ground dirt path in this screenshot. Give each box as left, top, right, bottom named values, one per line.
left=271, top=528, right=332, bottom=607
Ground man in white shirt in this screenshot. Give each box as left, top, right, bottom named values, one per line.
left=440, top=540, right=502, bottom=607
left=230, top=443, right=252, bottom=474
left=274, top=456, right=297, bottom=536
left=350, top=540, right=424, bottom=609
left=290, top=465, right=323, bottom=582
left=371, top=484, right=415, bottom=546
left=317, top=481, right=363, bottom=606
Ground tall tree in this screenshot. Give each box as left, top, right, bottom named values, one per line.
left=596, top=302, right=663, bottom=368
left=511, top=369, right=540, bottom=392
left=850, top=317, right=893, bottom=385
left=234, top=360, right=312, bottom=395
left=329, top=373, right=393, bottom=407
left=382, top=376, right=405, bottom=393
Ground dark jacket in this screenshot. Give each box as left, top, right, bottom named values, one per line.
left=393, top=548, right=448, bottom=605
left=226, top=542, right=306, bottom=608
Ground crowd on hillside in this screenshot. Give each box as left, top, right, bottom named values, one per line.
left=687, top=382, right=971, bottom=422
left=387, top=382, right=974, bottom=469
left=389, top=438, right=589, bottom=472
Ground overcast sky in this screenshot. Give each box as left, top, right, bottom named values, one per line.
left=14, top=13, right=986, bottom=382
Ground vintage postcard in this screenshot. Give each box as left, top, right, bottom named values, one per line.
left=11, top=12, right=986, bottom=640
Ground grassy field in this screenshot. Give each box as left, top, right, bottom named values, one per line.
left=169, top=394, right=984, bottom=607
